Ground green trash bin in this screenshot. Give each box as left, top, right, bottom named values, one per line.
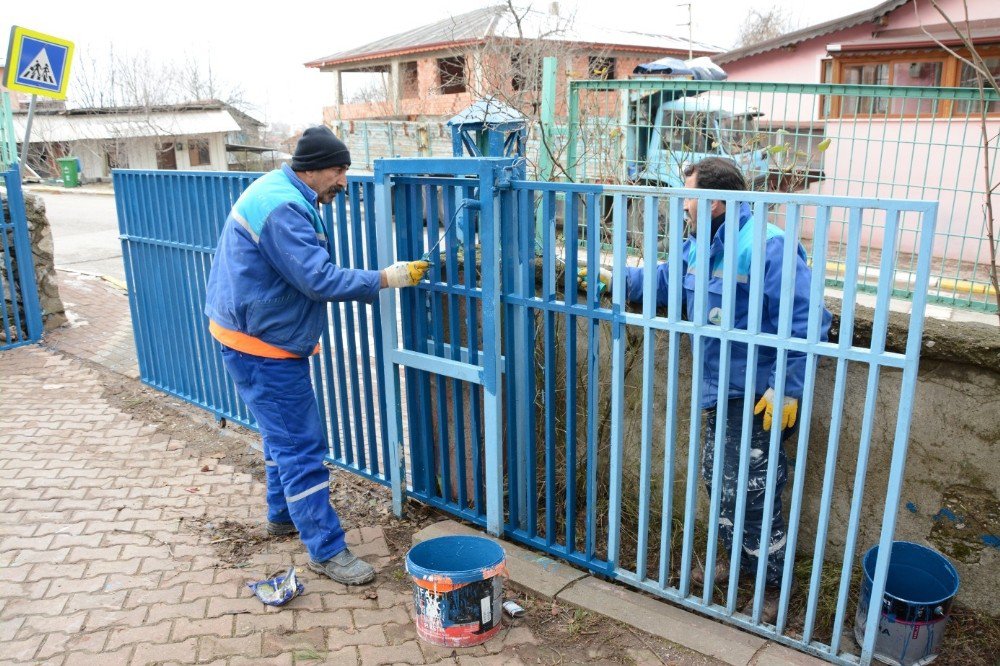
left=57, top=157, right=80, bottom=188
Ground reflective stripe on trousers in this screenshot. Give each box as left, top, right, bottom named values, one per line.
left=220, top=346, right=346, bottom=562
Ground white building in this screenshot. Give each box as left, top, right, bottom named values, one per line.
left=12, top=101, right=271, bottom=181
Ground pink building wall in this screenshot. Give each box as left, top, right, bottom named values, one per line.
left=721, top=0, right=998, bottom=266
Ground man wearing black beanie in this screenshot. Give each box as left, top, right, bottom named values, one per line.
left=205, top=126, right=428, bottom=585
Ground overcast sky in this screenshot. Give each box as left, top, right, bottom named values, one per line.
left=4, top=0, right=882, bottom=127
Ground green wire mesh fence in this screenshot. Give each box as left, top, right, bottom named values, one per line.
left=566, top=79, right=1000, bottom=313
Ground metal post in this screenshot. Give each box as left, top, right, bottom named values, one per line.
left=19, top=94, right=36, bottom=172
left=539, top=57, right=557, bottom=182
left=566, top=83, right=579, bottom=182
left=373, top=161, right=406, bottom=516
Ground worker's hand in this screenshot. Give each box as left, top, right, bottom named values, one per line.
left=382, top=260, right=430, bottom=288
left=753, top=388, right=798, bottom=431
left=577, top=266, right=612, bottom=292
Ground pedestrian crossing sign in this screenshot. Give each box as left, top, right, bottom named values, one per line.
left=4, top=26, right=74, bottom=100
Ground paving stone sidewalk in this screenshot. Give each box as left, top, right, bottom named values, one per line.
left=44, top=271, right=138, bottom=379
left=0, top=346, right=541, bottom=665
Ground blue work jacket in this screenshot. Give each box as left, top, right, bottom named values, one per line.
left=624, top=203, right=832, bottom=408
left=205, top=165, right=381, bottom=358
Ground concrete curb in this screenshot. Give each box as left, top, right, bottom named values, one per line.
left=24, top=185, right=115, bottom=196
left=412, top=519, right=824, bottom=666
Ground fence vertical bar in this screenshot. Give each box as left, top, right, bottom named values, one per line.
left=658, top=195, right=685, bottom=590
left=584, top=192, right=601, bottom=560
left=563, top=191, right=580, bottom=552
left=679, top=196, right=712, bottom=598
left=606, top=192, right=628, bottom=567
left=3, top=170, right=43, bottom=341
left=480, top=161, right=504, bottom=536
left=637, top=194, right=658, bottom=580
left=373, top=163, right=405, bottom=515
left=830, top=207, right=902, bottom=654
left=803, top=207, right=864, bottom=645
left=542, top=190, right=557, bottom=545
left=861, top=203, right=937, bottom=662
left=776, top=205, right=831, bottom=634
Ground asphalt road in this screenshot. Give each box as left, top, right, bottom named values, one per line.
left=30, top=190, right=125, bottom=282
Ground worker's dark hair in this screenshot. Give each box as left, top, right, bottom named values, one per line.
left=683, top=157, right=747, bottom=192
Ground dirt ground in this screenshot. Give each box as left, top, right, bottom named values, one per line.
left=97, top=359, right=721, bottom=665
left=97, top=357, right=997, bottom=665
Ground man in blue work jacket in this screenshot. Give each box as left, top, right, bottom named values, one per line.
left=205, top=126, right=429, bottom=585
left=582, top=157, right=831, bottom=622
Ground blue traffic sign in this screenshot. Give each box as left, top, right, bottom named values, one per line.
left=5, top=27, right=75, bottom=100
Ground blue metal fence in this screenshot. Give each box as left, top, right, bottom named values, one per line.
left=117, top=160, right=937, bottom=665
left=114, top=169, right=391, bottom=483
left=1, top=165, right=43, bottom=351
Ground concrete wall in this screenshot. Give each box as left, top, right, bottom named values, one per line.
left=533, top=295, right=1000, bottom=613
left=428, top=261, right=998, bottom=614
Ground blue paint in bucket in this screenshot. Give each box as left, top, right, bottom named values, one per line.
left=854, top=541, right=959, bottom=666
left=406, top=536, right=507, bottom=647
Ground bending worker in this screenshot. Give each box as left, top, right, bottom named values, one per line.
left=581, top=157, right=831, bottom=622
left=205, top=126, right=428, bottom=585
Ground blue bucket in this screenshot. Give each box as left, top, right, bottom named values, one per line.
left=405, top=536, right=507, bottom=647
left=854, top=541, right=959, bottom=666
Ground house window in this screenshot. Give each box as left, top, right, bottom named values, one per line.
left=437, top=56, right=466, bottom=94
left=840, top=62, right=890, bottom=116
left=889, top=61, right=943, bottom=114
left=156, top=142, right=177, bottom=170
left=820, top=59, right=833, bottom=118
left=188, top=139, right=211, bottom=167
left=955, top=56, right=1000, bottom=115
left=511, top=52, right=542, bottom=92
left=401, top=61, right=419, bottom=99
left=588, top=56, right=616, bottom=80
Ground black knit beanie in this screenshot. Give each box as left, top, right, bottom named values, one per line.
left=291, top=126, right=351, bottom=171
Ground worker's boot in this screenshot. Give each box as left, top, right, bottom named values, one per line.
left=266, top=521, right=298, bottom=537
left=309, top=548, right=375, bottom=585
left=742, top=586, right=782, bottom=625
left=690, top=557, right=731, bottom=587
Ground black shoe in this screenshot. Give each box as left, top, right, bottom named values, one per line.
left=266, top=521, right=298, bottom=536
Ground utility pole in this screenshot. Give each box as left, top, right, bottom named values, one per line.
left=677, top=3, right=693, bottom=60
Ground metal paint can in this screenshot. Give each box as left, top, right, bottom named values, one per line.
left=406, top=536, right=507, bottom=647
left=854, top=541, right=959, bottom=665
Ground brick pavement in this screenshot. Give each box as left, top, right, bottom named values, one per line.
left=0, top=346, right=542, bottom=664
left=44, top=271, right=138, bottom=379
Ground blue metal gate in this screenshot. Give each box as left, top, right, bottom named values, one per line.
left=1, top=165, right=43, bottom=351
left=117, top=160, right=937, bottom=665
left=114, top=169, right=392, bottom=483
left=373, top=158, right=937, bottom=665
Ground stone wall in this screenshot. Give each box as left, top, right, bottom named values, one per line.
left=22, top=194, right=65, bottom=330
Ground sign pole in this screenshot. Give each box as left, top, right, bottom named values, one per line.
left=19, top=94, right=36, bottom=172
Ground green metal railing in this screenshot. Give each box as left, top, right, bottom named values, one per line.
left=0, top=94, right=19, bottom=170
left=566, top=79, right=1000, bottom=313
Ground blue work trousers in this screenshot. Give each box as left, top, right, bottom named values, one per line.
left=701, top=398, right=791, bottom=587
left=220, top=347, right=345, bottom=563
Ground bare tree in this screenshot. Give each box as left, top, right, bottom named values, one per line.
left=915, top=0, right=1000, bottom=320
left=734, top=8, right=795, bottom=49
left=434, top=1, right=623, bottom=183
left=23, top=46, right=254, bottom=178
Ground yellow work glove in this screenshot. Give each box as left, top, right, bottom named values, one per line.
left=753, top=388, right=798, bottom=431
left=577, top=266, right=612, bottom=293
left=383, top=260, right=430, bottom=288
